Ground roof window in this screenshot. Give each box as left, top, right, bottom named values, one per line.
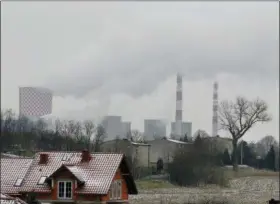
left=38, top=176, right=47, bottom=185
left=62, top=154, right=71, bottom=161
left=14, top=178, right=23, bottom=187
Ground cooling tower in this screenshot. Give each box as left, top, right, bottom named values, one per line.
left=19, top=87, right=53, bottom=117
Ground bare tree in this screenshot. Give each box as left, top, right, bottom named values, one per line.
left=92, top=125, right=106, bottom=152
left=2, top=109, right=17, bottom=133
left=113, top=135, right=122, bottom=153
left=219, top=96, right=271, bottom=171
left=257, top=135, right=278, bottom=157
left=33, top=119, right=47, bottom=136
left=83, top=120, right=95, bottom=151
left=16, top=115, right=31, bottom=133
left=73, top=121, right=83, bottom=141
left=130, top=129, right=144, bottom=143
left=59, top=120, right=71, bottom=150
left=67, top=120, right=78, bottom=138
left=54, top=119, right=62, bottom=135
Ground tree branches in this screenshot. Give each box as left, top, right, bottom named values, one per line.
left=218, top=96, right=271, bottom=172
left=219, top=96, right=271, bottom=140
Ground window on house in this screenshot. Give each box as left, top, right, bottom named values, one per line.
left=38, top=176, right=47, bottom=185
left=14, top=178, right=23, bottom=187
left=58, top=181, right=72, bottom=199
left=109, top=180, right=122, bottom=200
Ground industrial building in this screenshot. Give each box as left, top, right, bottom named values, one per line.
left=170, top=121, right=192, bottom=140
left=144, top=119, right=166, bottom=140
left=19, top=86, right=53, bottom=117
left=122, top=121, right=131, bottom=137
left=101, top=116, right=132, bottom=141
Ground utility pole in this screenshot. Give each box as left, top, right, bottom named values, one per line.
left=148, top=145, right=151, bottom=179
left=240, top=140, right=243, bottom=165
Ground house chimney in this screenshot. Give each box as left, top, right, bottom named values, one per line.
left=81, top=150, right=91, bottom=162
left=39, top=153, right=49, bottom=164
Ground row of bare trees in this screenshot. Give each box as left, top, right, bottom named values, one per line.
left=0, top=109, right=106, bottom=154
left=1, top=96, right=276, bottom=172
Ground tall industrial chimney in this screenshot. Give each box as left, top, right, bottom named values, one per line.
left=175, top=73, right=183, bottom=137
left=212, top=81, right=219, bottom=137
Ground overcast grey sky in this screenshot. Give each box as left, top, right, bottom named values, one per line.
left=2, top=2, right=279, bottom=142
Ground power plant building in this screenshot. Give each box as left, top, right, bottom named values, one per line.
left=101, top=116, right=123, bottom=141
left=144, top=119, right=166, bottom=140
left=171, top=121, right=192, bottom=140
left=101, top=116, right=132, bottom=141
left=122, top=122, right=131, bottom=137
left=19, top=87, right=52, bottom=117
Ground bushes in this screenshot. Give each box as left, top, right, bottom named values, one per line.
left=168, top=136, right=229, bottom=187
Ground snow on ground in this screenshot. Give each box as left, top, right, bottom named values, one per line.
left=130, top=177, right=279, bottom=204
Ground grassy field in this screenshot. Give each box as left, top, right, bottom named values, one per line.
left=225, top=168, right=279, bottom=178
left=136, top=180, right=175, bottom=190
left=131, top=169, right=279, bottom=204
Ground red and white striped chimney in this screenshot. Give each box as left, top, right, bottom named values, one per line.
left=212, top=81, right=219, bottom=137
left=175, top=73, right=183, bottom=138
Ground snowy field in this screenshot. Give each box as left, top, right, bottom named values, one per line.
left=130, top=177, right=279, bottom=204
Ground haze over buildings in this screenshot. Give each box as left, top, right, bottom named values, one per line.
left=144, top=119, right=167, bottom=140
left=101, top=116, right=132, bottom=141
left=171, top=122, right=192, bottom=140
left=2, top=2, right=278, bottom=142
left=122, top=122, right=131, bottom=137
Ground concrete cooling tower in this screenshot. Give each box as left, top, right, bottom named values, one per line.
left=19, top=87, right=53, bottom=117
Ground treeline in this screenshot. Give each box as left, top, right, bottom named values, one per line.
left=169, top=136, right=228, bottom=186
left=1, top=109, right=278, bottom=173
left=168, top=135, right=279, bottom=187
left=0, top=109, right=106, bottom=156
left=222, top=139, right=279, bottom=171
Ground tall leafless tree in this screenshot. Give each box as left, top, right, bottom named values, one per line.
left=2, top=109, right=17, bottom=133
left=92, top=125, right=106, bottom=152
left=113, top=135, right=122, bottom=153
left=54, top=119, right=62, bottom=135
left=256, top=135, right=278, bottom=158
left=219, top=96, right=271, bottom=171
left=83, top=120, right=95, bottom=151
left=130, top=129, right=144, bottom=143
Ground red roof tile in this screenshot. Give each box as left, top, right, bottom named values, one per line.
left=0, top=158, right=33, bottom=195
left=49, top=164, right=85, bottom=183
left=19, top=152, right=124, bottom=195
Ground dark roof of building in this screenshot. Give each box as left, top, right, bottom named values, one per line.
left=0, top=158, right=33, bottom=194
left=1, top=153, right=31, bottom=159
left=203, top=136, right=232, bottom=141
left=18, top=151, right=137, bottom=195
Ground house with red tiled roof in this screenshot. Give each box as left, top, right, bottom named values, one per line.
left=1, top=150, right=138, bottom=204
left=1, top=158, right=33, bottom=198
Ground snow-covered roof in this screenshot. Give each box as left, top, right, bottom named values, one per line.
left=165, top=138, right=192, bottom=144
left=0, top=194, right=27, bottom=204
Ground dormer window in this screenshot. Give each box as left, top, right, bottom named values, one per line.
left=14, top=178, right=23, bottom=187
left=58, top=181, right=72, bottom=199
